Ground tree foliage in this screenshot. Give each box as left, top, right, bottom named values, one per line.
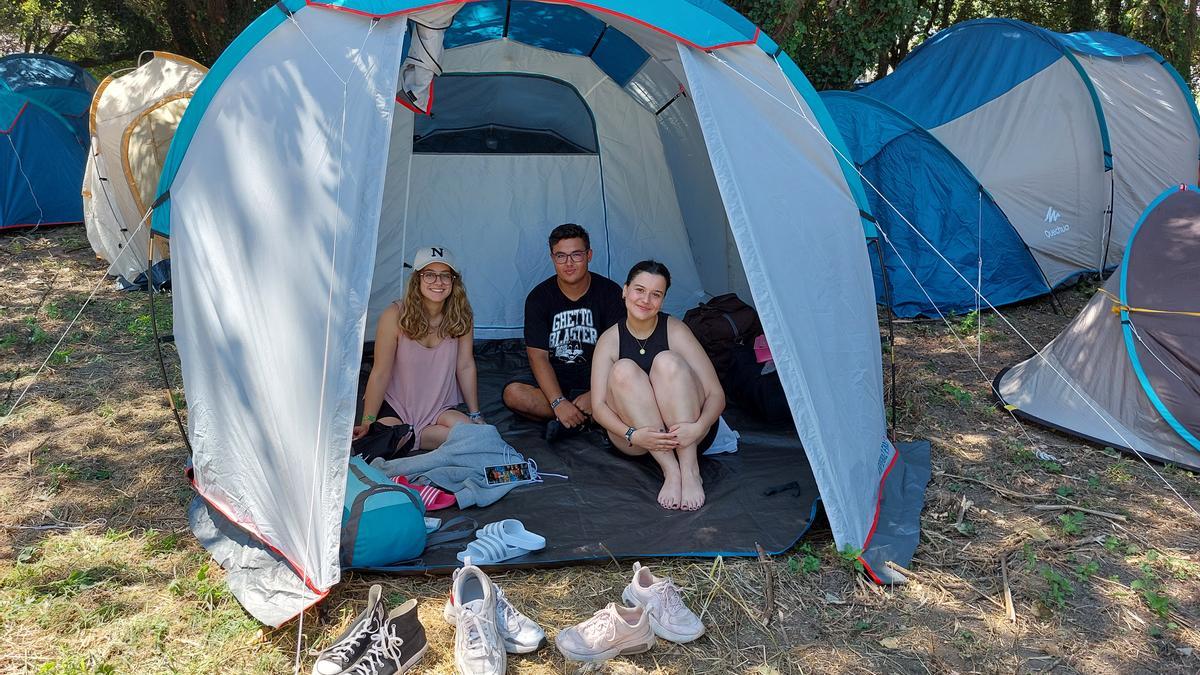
left=728, top=0, right=1199, bottom=90
left=0, top=0, right=1196, bottom=93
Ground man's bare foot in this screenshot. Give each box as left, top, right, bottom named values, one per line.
left=680, top=468, right=705, bottom=511
left=657, top=472, right=682, bottom=509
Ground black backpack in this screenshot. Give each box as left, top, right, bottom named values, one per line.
left=682, top=293, right=762, bottom=374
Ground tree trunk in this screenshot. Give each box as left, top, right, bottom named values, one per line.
left=953, top=0, right=976, bottom=25
left=1106, top=0, right=1122, bottom=33
left=162, top=2, right=205, bottom=63
left=1184, top=0, right=1198, bottom=85
left=1066, top=0, right=1094, bottom=32
left=41, top=24, right=77, bottom=55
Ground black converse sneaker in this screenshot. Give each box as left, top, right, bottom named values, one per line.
left=312, top=585, right=386, bottom=675
left=345, top=599, right=428, bottom=675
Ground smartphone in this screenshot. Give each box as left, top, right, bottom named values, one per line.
left=484, top=461, right=534, bottom=486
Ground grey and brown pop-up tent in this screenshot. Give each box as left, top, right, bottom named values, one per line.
left=995, top=184, right=1200, bottom=469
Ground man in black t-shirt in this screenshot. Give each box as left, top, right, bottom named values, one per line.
left=502, top=224, right=624, bottom=439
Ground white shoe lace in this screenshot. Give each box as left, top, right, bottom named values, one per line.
left=320, top=614, right=378, bottom=664
left=493, top=588, right=523, bottom=633
left=578, top=609, right=617, bottom=646
left=460, top=605, right=502, bottom=663
left=346, top=625, right=404, bottom=674
left=651, top=579, right=693, bottom=621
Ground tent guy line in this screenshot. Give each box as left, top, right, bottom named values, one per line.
left=711, top=48, right=1199, bottom=517
left=0, top=208, right=155, bottom=431
left=5, top=133, right=44, bottom=227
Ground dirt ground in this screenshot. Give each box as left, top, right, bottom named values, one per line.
left=1, top=226, right=1198, bottom=674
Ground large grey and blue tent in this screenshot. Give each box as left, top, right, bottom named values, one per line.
left=148, top=0, right=929, bottom=625
left=0, top=53, right=97, bottom=146
left=822, top=90, right=1051, bottom=317
left=861, top=19, right=1200, bottom=289
left=996, top=184, right=1200, bottom=470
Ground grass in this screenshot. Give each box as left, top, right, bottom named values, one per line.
left=4, top=227, right=1200, bottom=673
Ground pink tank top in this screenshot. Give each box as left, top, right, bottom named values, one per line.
left=383, top=328, right=463, bottom=446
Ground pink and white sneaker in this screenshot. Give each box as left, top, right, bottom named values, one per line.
left=621, top=562, right=705, bottom=643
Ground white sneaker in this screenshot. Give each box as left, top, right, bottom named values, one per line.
left=444, top=570, right=545, bottom=654
left=451, top=565, right=506, bottom=675
left=555, top=602, right=656, bottom=663
left=621, top=562, right=705, bottom=643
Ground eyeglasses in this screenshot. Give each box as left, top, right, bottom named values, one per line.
left=553, top=250, right=588, bottom=264
left=419, top=271, right=456, bottom=284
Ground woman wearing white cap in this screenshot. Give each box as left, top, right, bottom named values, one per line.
left=354, top=246, right=485, bottom=450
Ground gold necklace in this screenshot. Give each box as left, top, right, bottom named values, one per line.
left=630, top=317, right=658, bottom=355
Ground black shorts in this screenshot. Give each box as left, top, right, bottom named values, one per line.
left=377, top=400, right=403, bottom=422
left=503, top=372, right=589, bottom=402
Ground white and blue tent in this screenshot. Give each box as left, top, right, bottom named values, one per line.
left=860, top=18, right=1200, bottom=290
left=148, top=0, right=927, bottom=624
left=822, top=90, right=1051, bottom=317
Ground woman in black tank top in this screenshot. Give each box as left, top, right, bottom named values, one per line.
left=590, top=261, right=726, bottom=512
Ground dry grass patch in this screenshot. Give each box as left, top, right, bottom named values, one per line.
left=2, top=226, right=1200, bottom=673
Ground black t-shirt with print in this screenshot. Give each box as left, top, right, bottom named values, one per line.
left=524, top=273, right=624, bottom=393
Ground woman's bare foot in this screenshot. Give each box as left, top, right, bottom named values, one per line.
left=680, top=467, right=705, bottom=511
left=657, top=471, right=682, bottom=509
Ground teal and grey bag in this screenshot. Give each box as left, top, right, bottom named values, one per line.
left=341, top=456, right=426, bottom=567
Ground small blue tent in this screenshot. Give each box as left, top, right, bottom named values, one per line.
left=0, top=88, right=86, bottom=229
left=821, top=91, right=1051, bottom=317
left=0, top=53, right=98, bottom=146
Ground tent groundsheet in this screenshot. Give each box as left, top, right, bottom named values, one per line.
left=191, top=342, right=931, bottom=623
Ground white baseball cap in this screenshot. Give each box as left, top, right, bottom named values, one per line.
left=412, top=246, right=459, bottom=274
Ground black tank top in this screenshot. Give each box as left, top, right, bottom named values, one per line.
left=618, top=312, right=670, bottom=373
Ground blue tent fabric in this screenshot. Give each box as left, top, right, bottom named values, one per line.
left=423, top=1, right=649, bottom=86
left=861, top=18, right=1197, bottom=139
left=0, top=54, right=97, bottom=146
left=859, top=20, right=1063, bottom=130
left=314, top=0, right=759, bottom=47
left=822, top=91, right=1050, bottom=316
left=0, top=90, right=86, bottom=229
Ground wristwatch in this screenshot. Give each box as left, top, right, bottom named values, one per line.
left=625, top=426, right=637, bottom=447
left=549, top=396, right=566, bottom=410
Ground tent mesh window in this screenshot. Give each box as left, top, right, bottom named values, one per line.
left=413, top=73, right=598, bottom=155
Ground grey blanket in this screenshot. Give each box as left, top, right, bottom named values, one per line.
left=370, top=423, right=527, bottom=508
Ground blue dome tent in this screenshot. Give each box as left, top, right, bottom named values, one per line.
left=0, top=88, right=86, bottom=229
left=149, top=0, right=929, bottom=625
left=822, top=90, right=1052, bottom=317
left=860, top=19, right=1200, bottom=289
left=0, top=53, right=98, bottom=146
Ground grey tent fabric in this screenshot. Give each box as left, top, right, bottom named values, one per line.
left=1121, top=191, right=1200, bottom=443
left=996, top=185, right=1200, bottom=469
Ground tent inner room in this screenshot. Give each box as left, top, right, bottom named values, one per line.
left=359, top=2, right=821, bottom=566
